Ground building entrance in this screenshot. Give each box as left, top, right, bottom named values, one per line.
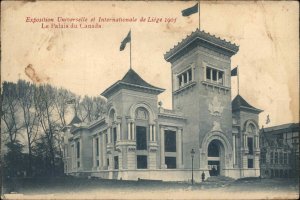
left=208, top=139, right=222, bottom=176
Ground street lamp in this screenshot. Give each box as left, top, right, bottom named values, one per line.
left=191, top=148, right=195, bottom=185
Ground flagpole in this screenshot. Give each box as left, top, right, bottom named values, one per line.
left=198, top=0, right=200, bottom=30
left=130, top=30, right=132, bottom=69
left=237, top=65, right=240, bottom=95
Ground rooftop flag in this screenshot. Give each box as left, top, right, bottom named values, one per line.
left=120, top=30, right=131, bottom=51
left=182, top=3, right=199, bottom=17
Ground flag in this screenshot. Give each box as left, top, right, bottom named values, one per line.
left=231, top=67, right=238, bottom=76
left=266, top=114, right=270, bottom=124
left=182, top=3, right=199, bottom=17
left=120, top=30, right=131, bottom=51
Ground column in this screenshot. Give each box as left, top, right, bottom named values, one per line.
left=233, top=134, right=236, bottom=166
left=192, top=67, right=195, bottom=81
left=102, top=133, right=107, bottom=168
left=181, top=74, right=184, bottom=86
left=98, top=135, right=102, bottom=167
left=176, top=129, right=182, bottom=168
left=107, top=127, right=111, bottom=144
left=132, top=123, right=135, bottom=140
left=160, top=127, right=165, bottom=168
left=92, top=138, right=96, bottom=168
left=153, top=125, right=156, bottom=142
left=128, top=122, right=131, bottom=140
left=210, top=69, right=213, bottom=82
left=117, top=123, right=121, bottom=141
left=187, top=71, right=189, bottom=83
left=150, top=124, right=153, bottom=142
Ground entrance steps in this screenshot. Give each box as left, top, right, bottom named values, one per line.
left=201, top=176, right=234, bottom=189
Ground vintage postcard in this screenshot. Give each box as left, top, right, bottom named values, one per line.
left=1, top=1, right=299, bottom=199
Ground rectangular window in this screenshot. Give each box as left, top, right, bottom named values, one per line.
left=261, top=152, right=266, bottom=164
left=284, top=153, right=287, bottom=164
left=177, top=68, right=193, bottom=88
left=113, top=127, right=117, bottom=145
left=279, top=152, right=283, bottom=164
left=77, top=161, right=80, bottom=168
left=137, top=155, right=147, bottom=169
left=76, top=141, right=80, bottom=158
left=248, top=159, right=253, bottom=168
left=270, top=152, right=274, bottom=164
left=165, top=157, right=176, bottom=169
left=248, top=137, right=253, bottom=155
left=96, top=138, right=99, bottom=156
left=206, top=67, right=225, bottom=85
left=136, top=126, right=147, bottom=150
left=114, top=156, right=119, bottom=169
left=107, top=158, right=109, bottom=167
left=165, top=130, right=176, bottom=152
left=275, top=152, right=278, bottom=164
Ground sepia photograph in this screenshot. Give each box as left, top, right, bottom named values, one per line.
left=1, top=1, right=299, bottom=199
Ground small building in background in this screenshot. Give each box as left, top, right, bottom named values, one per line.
left=260, top=123, right=299, bottom=178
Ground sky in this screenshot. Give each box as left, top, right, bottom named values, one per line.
left=1, top=1, right=299, bottom=127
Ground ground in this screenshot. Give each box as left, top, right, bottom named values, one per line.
left=2, top=176, right=299, bottom=199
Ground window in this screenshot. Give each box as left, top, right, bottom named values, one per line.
left=76, top=141, right=80, bottom=158
left=77, top=161, right=80, bottom=168
left=136, top=126, right=147, bottom=150
left=279, top=152, right=283, bottom=164
left=248, top=159, right=253, bottom=168
left=137, top=155, right=147, bottom=169
left=113, top=127, right=117, bottom=146
left=165, top=130, right=176, bottom=152
left=261, top=152, right=266, bottom=164
left=248, top=137, right=254, bottom=155
left=270, top=152, right=274, bottom=164
left=284, top=153, right=287, bottom=164
left=206, top=67, right=224, bottom=85
left=177, top=68, right=193, bottom=88
left=165, top=157, right=176, bottom=169
left=275, top=152, right=278, bottom=164
left=114, top=156, right=119, bottom=169
left=96, top=138, right=99, bottom=156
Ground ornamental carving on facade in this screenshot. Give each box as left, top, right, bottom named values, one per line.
left=208, top=96, right=224, bottom=116
left=211, top=121, right=222, bottom=132
left=128, top=147, right=136, bottom=152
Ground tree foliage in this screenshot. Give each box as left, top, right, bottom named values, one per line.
left=1, top=80, right=107, bottom=177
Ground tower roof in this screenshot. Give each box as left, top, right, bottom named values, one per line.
left=232, top=95, right=263, bottom=114
left=164, top=29, right=239, bottom=62
left=68, top=115, right=82, bottom=126
left=101, top=68, right=165, bottom=98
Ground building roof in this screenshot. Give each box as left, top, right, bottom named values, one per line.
left=164, top=29, right=239, bottom=62
left=68, top=115, right=82, bottom=126
left=101, top=68, right=165, bottom=98
left=262, top=123, right=299, bottom=134
left=232, top=94, right=263, bottom=114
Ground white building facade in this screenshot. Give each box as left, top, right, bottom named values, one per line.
left=62, top=29, right=262, bottom=182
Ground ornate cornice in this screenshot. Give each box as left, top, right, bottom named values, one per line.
left=164, top=29, right=239, bottom=63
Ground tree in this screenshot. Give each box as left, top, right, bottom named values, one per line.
left=77, top=95, right=107, bottom=122
left=16, top=80, right=40, bottom=176
left=34, top=84, right=58, bottom=175
left=1, top=82, right=23, bottom=145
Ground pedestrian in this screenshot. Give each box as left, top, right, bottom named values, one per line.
left=201, top=171, right=205, bottom=182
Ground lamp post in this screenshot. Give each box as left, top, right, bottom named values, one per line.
left=191, top=148, right=195, bottom=185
